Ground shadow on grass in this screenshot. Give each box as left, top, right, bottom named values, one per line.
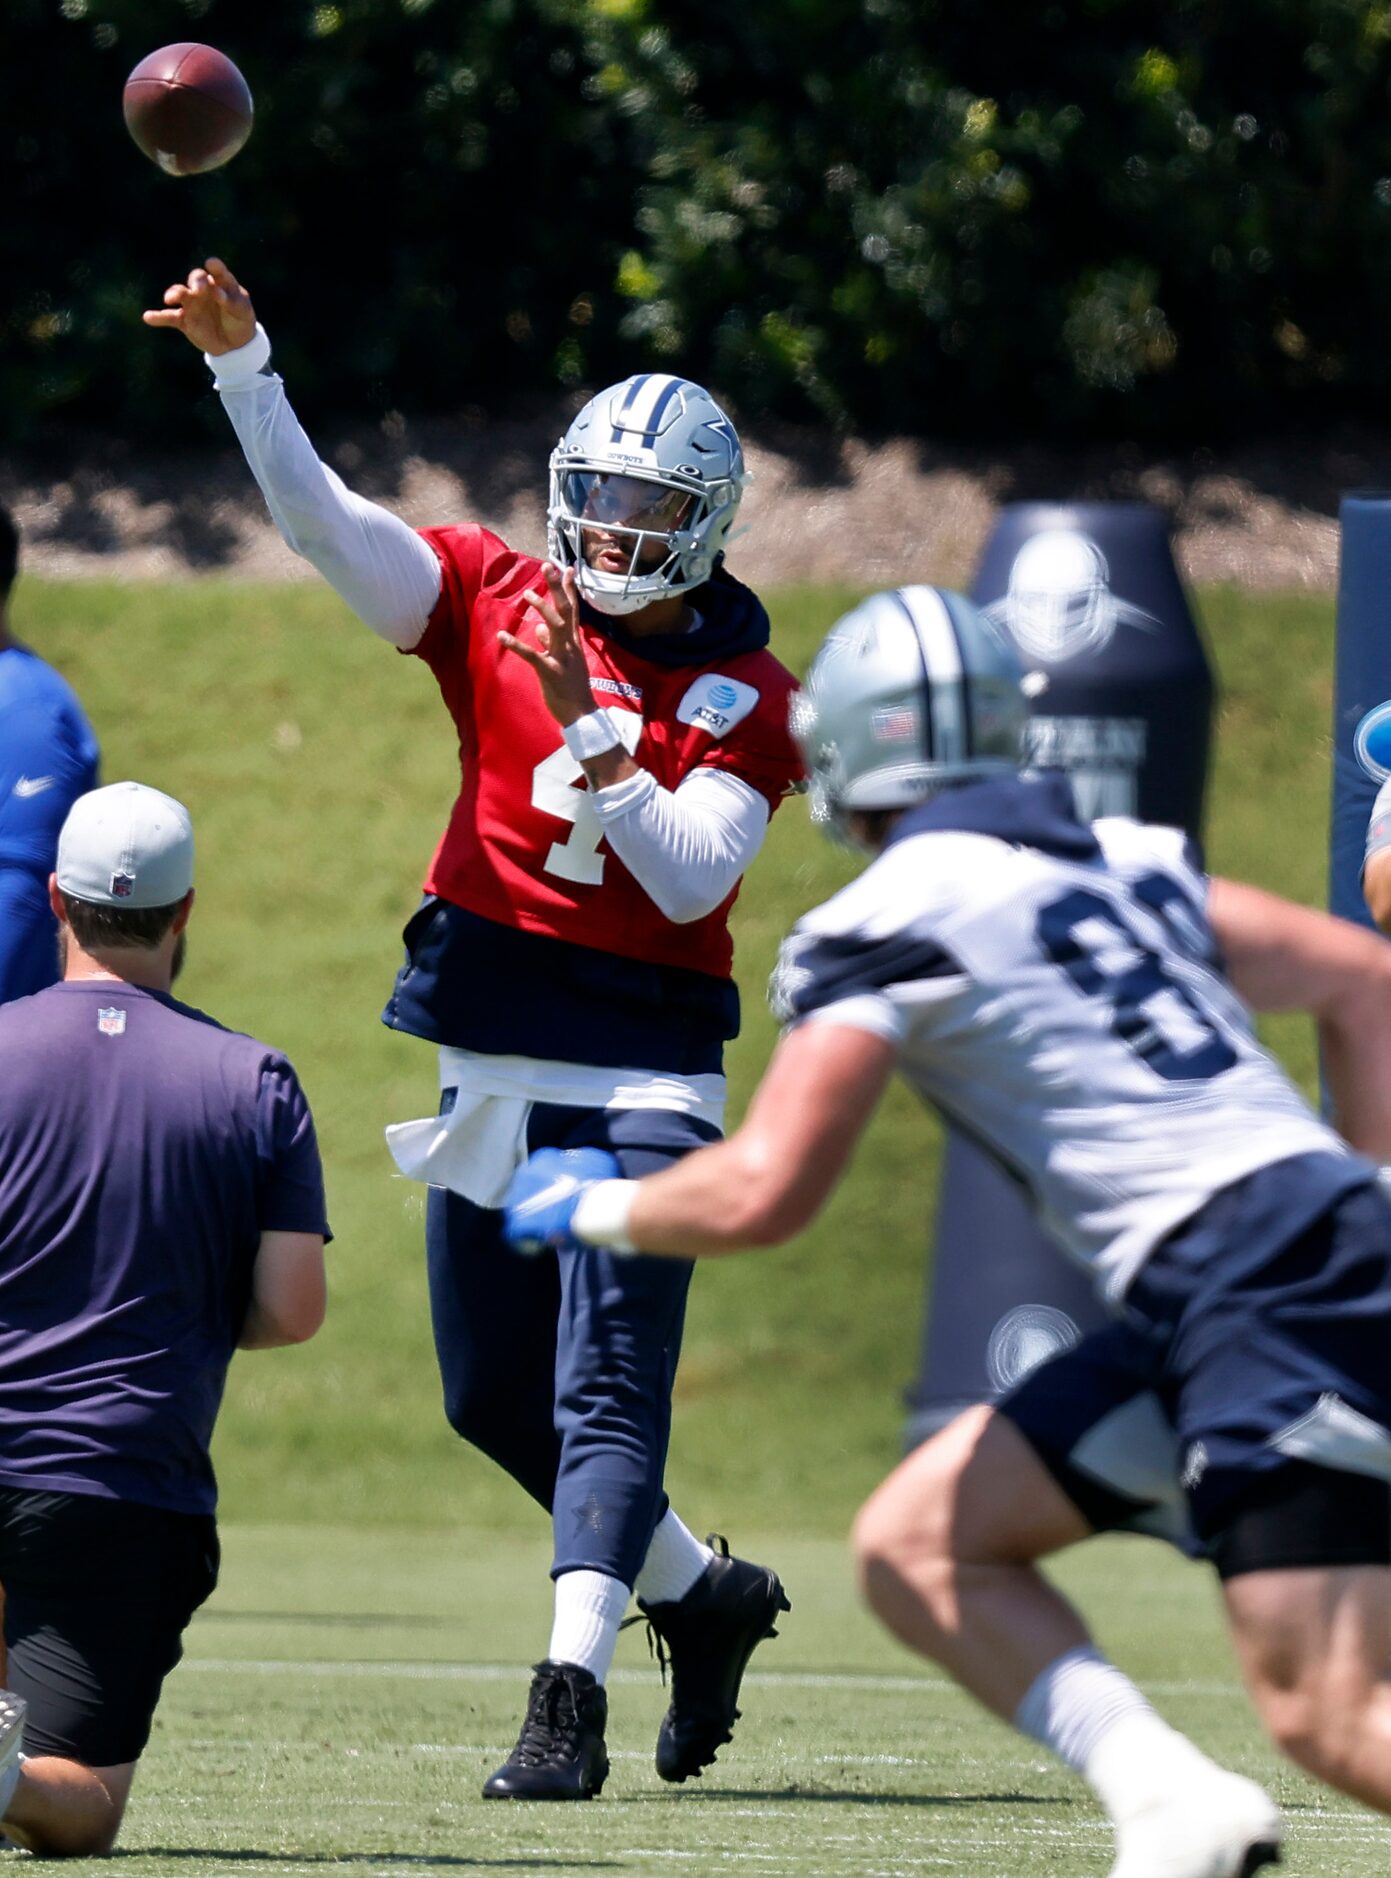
left=651, top=1788, right=1074, bottom=1808
left=120, top=1855, right=622, bottom=1870
left=201, top=1611, right=457, bottom=1629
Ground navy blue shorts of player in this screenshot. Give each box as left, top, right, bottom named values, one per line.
left=0, top=1487, right=219, bottom=1765
left=1001, top=1152, right=1391, bottom=1575
left=427, top=1101, right=717, bottom=1587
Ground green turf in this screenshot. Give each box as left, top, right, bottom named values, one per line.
left=18, top=1525, right=1381, bottom=1875
left=9, top=572, right=1338, bottom=1535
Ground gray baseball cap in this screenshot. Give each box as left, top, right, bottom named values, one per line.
left=56, top=781, right=195, bottom=909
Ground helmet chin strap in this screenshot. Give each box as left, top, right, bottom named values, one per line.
left=575, top=573, right=661, bottom=617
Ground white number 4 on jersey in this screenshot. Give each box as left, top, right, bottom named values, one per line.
left=532, top=710, right=644, bottom=885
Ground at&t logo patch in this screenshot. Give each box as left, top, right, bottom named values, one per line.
left=676, top=673, right=760, bottom=738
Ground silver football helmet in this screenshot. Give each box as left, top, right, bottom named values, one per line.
left=792, top=586, right=1028, bottom=845
left=547, top=373, right=747, bottom=616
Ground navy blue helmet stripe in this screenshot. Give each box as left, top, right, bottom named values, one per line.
left=611, top=374, right=652, bottom=443
left=891, top=588, right=936, bottom=765
left=638, top=377, right=684, bottom=442
left=940, top=589, right=975, bottom=759
left=611, top=373, right=688, bottom=445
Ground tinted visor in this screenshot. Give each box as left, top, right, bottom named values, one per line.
left=562, top=471, right=696, bottom=535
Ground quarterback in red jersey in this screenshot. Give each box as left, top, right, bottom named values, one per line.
left=146, top=259, right=799, bottom=1801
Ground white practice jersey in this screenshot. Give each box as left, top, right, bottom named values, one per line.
left=771, top=798, right=1353, bottom=1301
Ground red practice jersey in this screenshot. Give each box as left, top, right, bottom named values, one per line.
left=410, top=525, right=803, bottom=981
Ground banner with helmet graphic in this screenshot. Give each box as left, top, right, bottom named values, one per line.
left=905, top=503, right=1213, bottom=1445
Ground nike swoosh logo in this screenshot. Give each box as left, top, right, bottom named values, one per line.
left=12, top=776, right=56, bottom=798
left=518, top=1175, right=582, bottom=1214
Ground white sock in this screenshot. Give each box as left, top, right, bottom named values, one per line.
left=548, top=1570, right=630, bottom=1685
left=634, top=1509, right=716, bottom=1606
left=1015, top=1646, right=1220, bottom=1822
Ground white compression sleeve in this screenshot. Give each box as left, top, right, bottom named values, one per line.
left=208, top=328, right=442, bottom=647
left=588, top=766, right=769, bottom=923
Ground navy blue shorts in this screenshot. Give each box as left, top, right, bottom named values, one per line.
left=999, top=1155, right=1391, bottom=1572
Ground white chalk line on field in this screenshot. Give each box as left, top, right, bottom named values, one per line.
left=179, top=1734, right=964, bottom=1768
left=180, top=1655, right=1249, bottom=1699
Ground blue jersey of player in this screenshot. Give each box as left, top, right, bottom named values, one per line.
left=0, top=644, right=100, bottom=1003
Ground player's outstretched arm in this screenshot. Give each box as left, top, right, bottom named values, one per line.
left=1210, top=875, right=1391, bottom=1161
left=142, top=259, right=441, bottom=647
left=507, top=1021, right=895, bottom=1260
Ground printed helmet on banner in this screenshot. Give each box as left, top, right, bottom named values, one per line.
left=791, top=586, right=1028, bottom=846
left=998, top=530, right=1113, bottom=663
left=547, top=374, right=747, bottom=616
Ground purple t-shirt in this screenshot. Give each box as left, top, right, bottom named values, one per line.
left=0, top=981, right=330, bottom=1515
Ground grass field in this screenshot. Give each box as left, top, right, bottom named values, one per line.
left=39, top=1528, right=1388, bottom=1876
left=8, top=571, right=1377, bottom=1871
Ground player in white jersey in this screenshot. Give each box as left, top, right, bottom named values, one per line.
left=501, top=585, right=1391, bottom=1878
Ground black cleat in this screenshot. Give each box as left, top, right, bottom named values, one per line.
left=482, top=1660, right=609, bottom=1800
left=637, top=1534, right=790, bottom=1783
left=1238, top=1848, right=1282, bottom=1878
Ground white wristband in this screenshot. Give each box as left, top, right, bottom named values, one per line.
left=572, top=1179, right=639, bottom=1254
left=205, top=321, right=272, bottom=388
left=562, top=708, right=622, bottom=763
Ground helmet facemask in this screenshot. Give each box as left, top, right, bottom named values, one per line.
left=549, top=467, right=715, bottom=615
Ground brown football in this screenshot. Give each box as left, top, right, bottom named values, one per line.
left=123, top=43, right=253, bottom=177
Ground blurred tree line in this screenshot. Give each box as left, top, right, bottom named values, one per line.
left=7, top=0, right=1391, bottom=446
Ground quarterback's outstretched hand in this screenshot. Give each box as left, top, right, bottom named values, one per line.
left=143, top=257, right=257, bottom=356
left=502, top=1147, right=622, bottom=1255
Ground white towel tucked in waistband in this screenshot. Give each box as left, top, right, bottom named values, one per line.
left=385, top=1047, right=726, bottom=1210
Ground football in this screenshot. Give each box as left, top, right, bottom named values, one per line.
left=123, top=43, right=253, bottom=177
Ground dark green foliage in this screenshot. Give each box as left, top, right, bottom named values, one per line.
left=3, top=0, right=640, bottom=443
left=8, top=0, right=1391, bottom=442
left=592, top=0, right=1391, bottom=437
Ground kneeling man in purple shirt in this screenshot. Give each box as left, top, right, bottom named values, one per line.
left=0, top=780, right=330, bottom=1855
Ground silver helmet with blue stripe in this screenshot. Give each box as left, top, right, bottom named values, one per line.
left=547, top=374, right=747, bottom=616
left=792, top=586, right=1028, bottom=845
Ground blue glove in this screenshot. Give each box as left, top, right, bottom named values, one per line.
left=502, top=1146, right=622, bottom=1254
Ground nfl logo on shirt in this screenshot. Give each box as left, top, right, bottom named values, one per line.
left=97, top=1008, right=127, bottom=1037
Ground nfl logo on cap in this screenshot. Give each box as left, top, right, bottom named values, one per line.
left=56, top=781, right=195, bottom=911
